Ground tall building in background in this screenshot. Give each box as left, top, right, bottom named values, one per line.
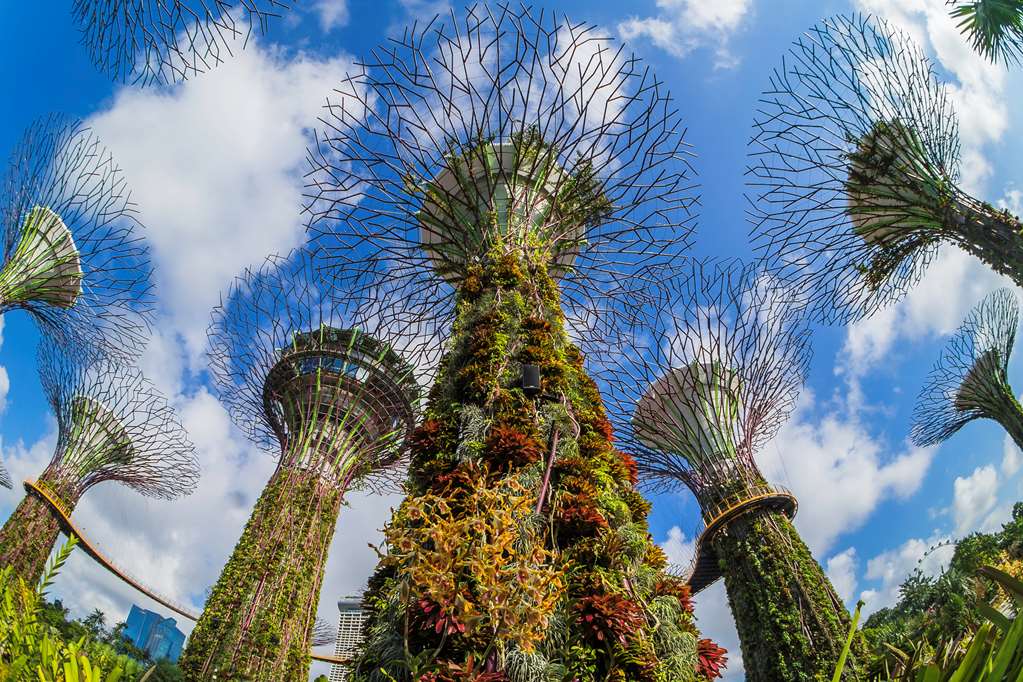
left=123, top=604, right=186, bottom=663
left=328, top=597, right=366, bottom=682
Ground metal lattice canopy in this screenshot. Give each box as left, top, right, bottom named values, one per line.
left=743, top=13, right=1022, bottom=324
left=72, top=0, right=293, bottom=85
left=37, top=339, right=198, bottom=501
left=591, top=259, right=811, bottom=522
left=913, top=288, right=1023, bottom=449
left=206, top=248, right=445, bottom=493
left=304, top=3, right=697, bottom=341
left=0, top=114, right=154, bottom=359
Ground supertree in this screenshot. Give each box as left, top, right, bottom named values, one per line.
left=0, top=340, right=198, bottom=586
left=747, top=14, right=1023, bottom=324
left=305, top=5, right=716, bottom=680
left=179, top=248, right=443, bottom=681
left=71, top=0, right=293, bottom=85
left=912, top=288, right=1023, bottom=452
left=1, top=114, right=154, bottom=359
left=591, top=260, right=863, bottom=681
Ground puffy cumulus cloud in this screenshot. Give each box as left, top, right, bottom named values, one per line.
left=618, top=0, right=753, bottom=69
left=1003, top=434, right=1021, bottom=477
left=826, top=547, right=859, bottom=605
left=758, top=390, right=934, bottom=554
left=859, top=534, right=954, bottom=617
left=854, top=0, right=1007, bottom=193
left=313, top=0, right=350, bottom=31
left=953, top=465, right=999, bottom=534
left=840, top=247, right=1014, bottom=384
left=660, top=524, right=698, bottom=566
left=87, top=42, right=359, bottom=361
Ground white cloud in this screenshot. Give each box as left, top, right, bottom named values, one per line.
left=826, top=548, right=859, bottom=604
left=859, top=533, right=954, bottom=616
left=953, top=464, right=1001, bottom=534
left=87, top=42, right=360, bottom=362
left=313, top=0, right=350, bottom=31
left=660, top=524, right=697, bottom=567
left=618, top=0, right=753, bottom=68
left=1002, top=434, right=1021, bottom=477
left=853, top=0, right=1006, bottom=193
left=759, top=390, right=934, bottom=554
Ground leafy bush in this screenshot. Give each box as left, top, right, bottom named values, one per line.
left=0, top=536, right=146, bottom=681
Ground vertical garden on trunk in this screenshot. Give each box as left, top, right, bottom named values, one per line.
left=180, top=250, right=441, bottom=680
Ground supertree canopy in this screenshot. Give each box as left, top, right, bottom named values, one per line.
left=305, top=6, right=718, bottom=681
left=0, top=114, right=154, bottom=359
left=0, top=340, right=198, bottom=586
left=913, top=288, right=1023, bottom=452
left=71, top=0, right=293, bottom=85
left=179, top=248, right=443, bottom=681
left=592, top=260, right=863, bottom=681
left=747, top=14, right=1023, bottom=324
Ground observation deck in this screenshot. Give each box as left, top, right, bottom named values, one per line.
left=263, top=326, right=419, bottom=482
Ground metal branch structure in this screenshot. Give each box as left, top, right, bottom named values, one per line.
left=0, top=340, right=198, bottom=586
left=747, top=13, right=1023, bottom=324
left=305, top=6, right=718, bottom=680
left=179, top=248, right=442, bottom=681
left=305, top=2, right=697, bottom=344
left=592, top=260, right=862, bottom=682
left=913, top=288, right=1023, bottom=452
left=0, top=114, right=154, bottom=359
left=72, top=0, right=293, bottom=85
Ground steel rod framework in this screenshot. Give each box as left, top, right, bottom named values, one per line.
left=72, top=0, right=293, bottom=85
left=302, top=6, right=722, bottom=680
left=747, top=14, right=1023, bottom=324
left=0, top=114, right=154, bottom=359
left=0, top=341, right=198, bottom=586
left=913, top=288, right=1023, bottom=452
left=304, top=2, right=697, bottom=345
left=591, top=260, right=862, bottom=681
left=180, top=248, right=443, bottom=681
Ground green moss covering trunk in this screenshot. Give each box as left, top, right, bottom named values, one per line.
left=0, top=465, right=81, bottom=586
left=355, top=250, right=711, bottom=682
left=712, top=508, right=864, bottom=681
left=178, top=464, right=343, bottom=681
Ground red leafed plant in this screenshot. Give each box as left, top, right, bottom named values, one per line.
left=556, top=493, right=608, bottom=539
left=575, top=593, right=646, bottom=646
left=654, top=576, right=694, bottom=614
left=410, top=419, right=444, bottom=456
left=697, top=638, right=728, bottom=680
left=418, top=656, right=509, bottom=682
left=483, top=424, right=543, bottom=469
left=418, top=598, right=466, bottom=637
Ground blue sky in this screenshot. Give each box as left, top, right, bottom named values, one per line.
left=1, top=1, right=1023, bottom=679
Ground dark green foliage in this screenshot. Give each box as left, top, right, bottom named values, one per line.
left=0, top=469, right=82, bottom=586
left=863, top=503, right=1023, bottom=675
left=712, top=509, right=864, bottom=681
left=951, top=1, right=1023, bottom=64
left=178, top=466, right=343, bottom=681
left=355, top=251, right=708, bottom=682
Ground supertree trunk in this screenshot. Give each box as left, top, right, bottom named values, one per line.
left=947, top=196, right=1023, bottom=288
left=178, top=463, right=344, bottom=680
left=0, top=464, right=82, bottom=585
left=356, top=251, right=705, bottom=681
left=711, top=507, right=863, bottom=681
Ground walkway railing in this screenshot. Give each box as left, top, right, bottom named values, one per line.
left=23, top=480, right=351, bottom=666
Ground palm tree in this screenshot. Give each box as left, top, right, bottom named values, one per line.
left=950, top=1, right=1023, bottom=64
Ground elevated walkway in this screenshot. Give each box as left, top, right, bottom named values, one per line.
left=24, top=480, right=351, bottom=666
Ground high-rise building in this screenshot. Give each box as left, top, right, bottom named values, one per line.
left=328, top=597, right=366, bottom=682
left=123, top=604, right=186, bottom=663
